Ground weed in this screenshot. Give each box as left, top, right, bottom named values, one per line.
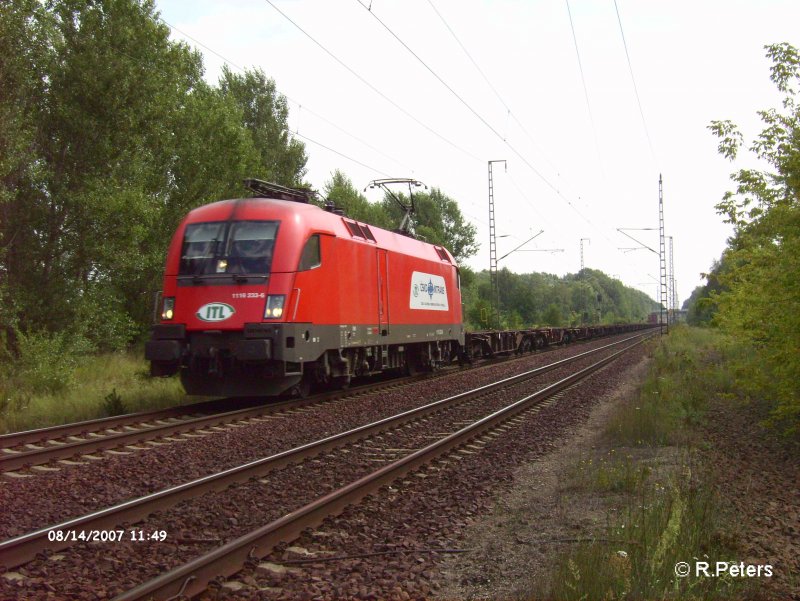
left=102, top=388, right=127, bottom=416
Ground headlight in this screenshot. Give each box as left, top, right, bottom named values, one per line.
left=264, top=295, right=286, bottom=319
left=161, top=297, right=175, bottom=321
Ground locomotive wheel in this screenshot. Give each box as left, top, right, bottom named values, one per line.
left=291, top=378, right=312, bottom=398
left=332, top=376, right=351, bottom=391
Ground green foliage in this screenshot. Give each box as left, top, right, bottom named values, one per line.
left=0, top=350, right=187, bottom=433
left=537, top=327, right=748, bottom=601
left=323, top=173, right=479, bottom=264
left=103, top=388, right=127, bottom=416
left=543, top=303, right=564, bottom=326
left=323, top=170, right=392, bottom=227
left=564, top=451, right=648, bottom=494
left=545, top=476, right=742, bottom=601
left=607, top=326, right=734, bottom=447
left=708, top=42, right=800, bottom=432
left=13, top=330, right=80, bottom=395
left=219, top=65, right=307, bottom=186
left=0, top=0, right=308, bottom=354
left=463, top=267, right=656, bottom=330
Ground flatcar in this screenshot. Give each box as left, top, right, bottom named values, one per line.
left=146, top=180, right=464, bottom=396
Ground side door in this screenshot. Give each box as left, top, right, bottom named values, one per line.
left=377, top=248, right=390, bottom=335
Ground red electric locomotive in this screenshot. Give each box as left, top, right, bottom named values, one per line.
left=146, top=180, right=464, bottom=396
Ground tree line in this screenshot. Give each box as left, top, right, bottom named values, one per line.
left=683, top=43, right=799, bottom=432
left=1, top=0, right=306, bottom=353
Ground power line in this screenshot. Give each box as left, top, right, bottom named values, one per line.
left=160, top=17, right=410, bottom=180
left=161, top=18, right=246, bottom=72
left=263, top=0, right=483, bottom=163
left=355, top=0, right=609, bottom=238
left=356, top=0, right=507, bottom=143
left=612, top=0, right=657, bottom=164
left=424, top=0, right=562, bottom=175
left=293, top=131, right=393, bottom=177
left=161, top=13, right=493, bottom=253
left=564, top=0, right=603, bottom=166
left=165, top=4, right=652, bottom=290
left=421, top=0, right=659, bottom=285
left=293, top=102, right=415, bottom=174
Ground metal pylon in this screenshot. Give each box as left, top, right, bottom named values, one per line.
left=658, top=175, right=668, bottom=334
left=580, top=238, right=590, bottom=272
left=668, top=236, right=675, bottom=325
left=673, top=279, right=679, bottom=319
left=488, top=160, right=505, bottom=328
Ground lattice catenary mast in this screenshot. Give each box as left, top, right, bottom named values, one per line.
left=668, top=235, right=675, bottom=324
left=658, top=175, right=668, bottom=334
left=488, top=160, right=506, bottom=327
left=580, top=238, right=590, bottom=272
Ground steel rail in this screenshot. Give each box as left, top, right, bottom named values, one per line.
left=0, top=370, right=446, bottom=472
left=0, top=397, right=245, bottom=449
left=0, top=332, right=649, bottom=569
left=112, top=334, right=651, bottom=601
left=0, top=326, right=647, bottom=448
left=0, top=330, right=639, bottom=472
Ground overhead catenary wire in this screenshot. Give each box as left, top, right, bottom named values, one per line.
left=163, top=14, right=496, bottom=233
left=163, top=5, right=660, bottom=299
left=163, top=18, right=414, bottom=175
left=160, top=17, right=414, bottom=182
left=612, top=0, right=658, bottom=165
left=564, top=0, right=604, bottom=169
left=354, top=0, right=610, bottom=238
left=420, top=1, right=655, bottom=286
left=263, top=0, right=483, bottom=163
left=354, top=1, right=662, bottom=291
left=424, top=0, right=562, bottom=176
left=293, top=131, right=393, bottom=178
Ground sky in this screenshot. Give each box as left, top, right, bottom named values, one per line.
left=154, top=0, right=800, bottom=306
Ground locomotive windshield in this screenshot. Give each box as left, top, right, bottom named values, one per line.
left=179, top=220, right=278, bottom=276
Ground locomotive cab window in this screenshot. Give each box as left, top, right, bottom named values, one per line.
left=179, top=222, right=226, bottom=275
left=179, top=220, right=278, bottom=276
left=226, top=221, right=277, bottom=275
left=298, top=234, right=321, bottom=271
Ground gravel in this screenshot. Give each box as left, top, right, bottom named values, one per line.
left=0, top=334, right=638, bottom=540
left=0, top=334, right=647, bottom=600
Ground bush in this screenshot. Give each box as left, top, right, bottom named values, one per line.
left=14, top=329, right=83, bottom=395
left=102, top=388, right=127, bottom=416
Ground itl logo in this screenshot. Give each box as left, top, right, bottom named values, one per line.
left=196, top=302, right=235, bottom=322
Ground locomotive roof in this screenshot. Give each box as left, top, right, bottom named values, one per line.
left=170, top=196, right=457, bottom=271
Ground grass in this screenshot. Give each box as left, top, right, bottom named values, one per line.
left=605, top=326, right=734, bottom=447
left=528, top=325, right=751, bottom=601
left=0, top=350, right=191, bottom=434
left=563, top=450, right=650, bottom=495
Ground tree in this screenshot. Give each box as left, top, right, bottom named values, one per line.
left=379, top=187, right=478, bottom=263
left=219, top=66, right=307, bottom=187
left=1, top=0, right=312, bottom=351
left=708, top=42, right=800, bottom=431
left=0, top=0, right=52, bottom=342
left=2, top=0, right=207, bottom=347
left=543, top=304, right=563, bottom=327
left=323, top=170, right=391, bottom=227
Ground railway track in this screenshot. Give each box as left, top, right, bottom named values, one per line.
left=0, top=332, right=624, bottom=475
left=0, top=372, right=452, bottom=474
left=0, top=331, right=652, bottom=599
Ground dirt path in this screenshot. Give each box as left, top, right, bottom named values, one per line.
left=434, top=355, right=653, bottom=599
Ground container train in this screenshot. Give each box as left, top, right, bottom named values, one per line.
left=146, top=180, right=649, bottom=397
